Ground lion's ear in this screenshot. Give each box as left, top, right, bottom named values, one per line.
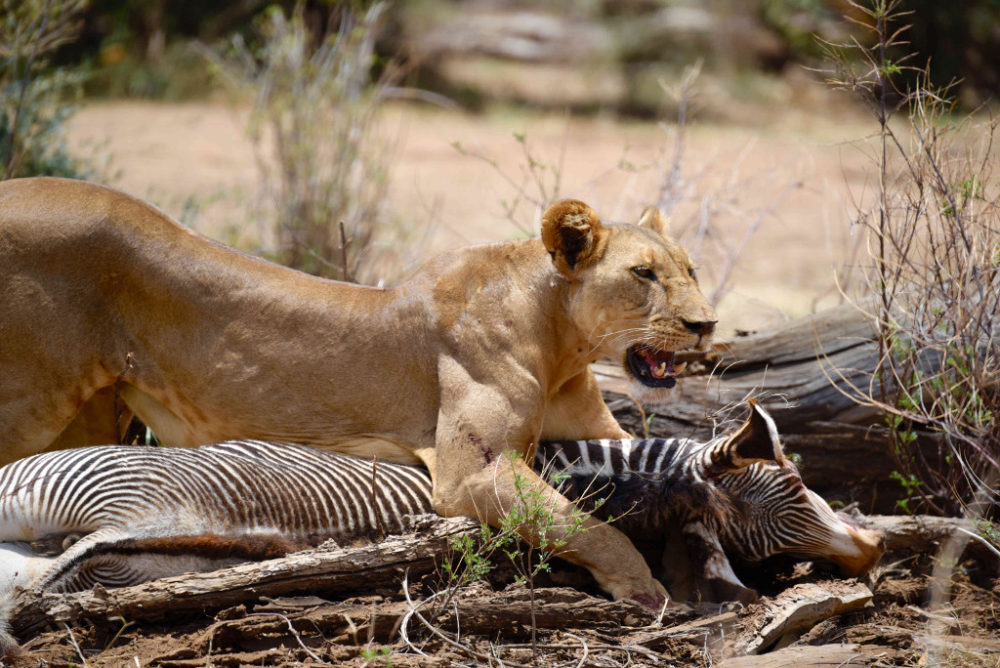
left=637, top=206, right=670, bottom=237
left=541, top=200, right=607, bottom=276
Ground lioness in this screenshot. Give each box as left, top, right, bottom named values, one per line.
left=0, top=177, right=717, bottom=607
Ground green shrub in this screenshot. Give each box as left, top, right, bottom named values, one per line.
left=0, top=0, right=98, bottom=180
left=209, top=1, right=417, bottom=285
left=826, top=0, right=999, bottom=523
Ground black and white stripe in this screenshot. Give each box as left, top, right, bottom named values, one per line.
left=1, top=429, right=849, bottom=594
left=537, top=435, right=840, bottom=564
left=0, top=440, right=435, bottom=591
left=0, top=440, right=433, bottom=542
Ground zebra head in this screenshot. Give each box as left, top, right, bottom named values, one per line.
left=702, top=401, right=885, bottom=576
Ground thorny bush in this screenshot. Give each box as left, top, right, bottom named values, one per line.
left=825, top=0, right=999, bottom=525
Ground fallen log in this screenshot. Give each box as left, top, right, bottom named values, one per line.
left=599, top=300, right=949, bottom=513
left=718, top=643, right=897, bottom=667
left=734, top=581, right=873, bottom=655
left=432, top=586, right=674, bottom=638
left=599, top=300, right=886, bottom=435
left=9, top=515, right=478, bottom=642
left=857, top=514, right=976, bottom=554
left=630, top=611, right=739, bottom=649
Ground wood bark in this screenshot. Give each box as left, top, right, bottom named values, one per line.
left=856, top=513, right=1000, bottom=568
left=857, top=514, right=976, bottom=553
left=600, top=300, right=887, bottom=435
left=9, top=515, right=478, bottom=642
left=735, top=581, right=873, bottom=655
left=432, top=587, right=671, bottom=637
left=718, top=643, right=896, bottom=667
left=630, top=611, right=739, bottom=648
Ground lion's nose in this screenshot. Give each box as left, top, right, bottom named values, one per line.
left=682, top=319, right=716, bottom=336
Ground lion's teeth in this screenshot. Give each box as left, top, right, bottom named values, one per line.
left=652, top=361, right=668, bottom=378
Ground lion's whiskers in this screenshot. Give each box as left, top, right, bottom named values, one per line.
left=585, top=326, right=673, bottom=359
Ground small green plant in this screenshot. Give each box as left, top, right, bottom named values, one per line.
left=360, top=644, right=393, bottom=666
left=501, top=465, right=591, bottom=653
left=441, top=525, right=498, bottom=590
left=439, top=451, right=594, bottom=656
left=889, top=470, right=921, bottom=514
left=975, top=518, right=999, bottom=545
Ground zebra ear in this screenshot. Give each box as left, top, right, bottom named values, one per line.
left=716, top=400, right=785, bottom=470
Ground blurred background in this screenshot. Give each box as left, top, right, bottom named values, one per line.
left=2, top=0, right=998, bottom=332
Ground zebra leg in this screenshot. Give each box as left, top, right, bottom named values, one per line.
left=0, top=604, right=19, bottom=661
left=30, top=526, right=131, bottom=592
left=682, top=520, right=758, bottom=605
left=57, top=551, right=244, bottom=591
left=0, top=542, right=57, bottom=660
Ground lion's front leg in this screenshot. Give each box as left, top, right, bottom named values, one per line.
left=432, top=364, right=666, bottom=609
left=541, top=368, right=630, bottom=441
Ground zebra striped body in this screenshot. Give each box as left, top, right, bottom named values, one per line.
left=0, top=440, right=434, bottom=592
left=0, top=404, right=882, bottom=605
left=540, top=410, right=884, bottom=602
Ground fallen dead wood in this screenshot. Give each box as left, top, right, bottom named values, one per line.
left=718, top=643, right=897, bottom=667
left=857, top=514, right=977, bottom=554
left=630, top=611, right=739, bottom=648
left=431, top=586, right=679, bottom=638
left=9, top=515, right=478, bottom=642
left=599, top=300, right=949, bottom=512
left=735, top=581, right=874, bottom=655
left=600, top=300, right=887, bottom=435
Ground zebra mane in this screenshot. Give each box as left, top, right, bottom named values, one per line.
left=558, top=470, right=736, bottom=533
left=537, top=437, right=739, bottom=532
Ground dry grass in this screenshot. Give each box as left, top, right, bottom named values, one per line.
left=204, top=1, right=428, bottom=286
left=823, top=0, right=999, bottom=522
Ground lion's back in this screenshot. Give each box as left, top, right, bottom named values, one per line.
left=0, top=177, right=181, bottom=245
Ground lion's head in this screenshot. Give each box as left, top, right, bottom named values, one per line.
left=542, top=200, right=717, bottom=390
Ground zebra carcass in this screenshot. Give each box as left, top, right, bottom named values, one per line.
left=0, top=403, right=882, bottom=605
left=539, top=400, right=885, bottom=603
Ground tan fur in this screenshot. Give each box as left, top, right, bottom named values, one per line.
left=0, top=178, right=717, bottom=607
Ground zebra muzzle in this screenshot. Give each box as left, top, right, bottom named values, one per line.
left=828, top=522, right=885, bottom=575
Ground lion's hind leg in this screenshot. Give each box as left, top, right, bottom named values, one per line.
left=42, top=386, right=134, bottom=453
left=0, top=380, right=123, bottom=465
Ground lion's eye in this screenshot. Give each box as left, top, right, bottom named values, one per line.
left=688, top=267, right=697, bottom=280
left=631, top=266, right=656, bottom=281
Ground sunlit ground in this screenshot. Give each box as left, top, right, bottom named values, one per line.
left=66, top=74, right=884, bottom=335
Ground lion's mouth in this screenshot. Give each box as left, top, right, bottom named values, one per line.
left=625, top=344, right=682, bottom=388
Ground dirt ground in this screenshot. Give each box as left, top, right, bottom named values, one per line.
left=65, top=79, right=878, bottom=334
left=8, top=533, right=1000, bottom=667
